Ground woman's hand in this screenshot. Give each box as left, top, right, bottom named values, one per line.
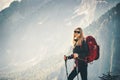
left=64, top=55, right=67, bottom=61
left=73, top=53, right=78, bottom=59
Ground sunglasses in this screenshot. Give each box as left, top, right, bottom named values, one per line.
left=74, top=31, right=80, bottom=34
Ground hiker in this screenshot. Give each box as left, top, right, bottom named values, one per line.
left=64, top=27, right=89, bottom=80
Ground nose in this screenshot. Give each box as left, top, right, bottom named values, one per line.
left=74, top=33, right=80, bottom=36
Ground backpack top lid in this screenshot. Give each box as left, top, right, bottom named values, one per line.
left=86, top=36, right=97, bottom=45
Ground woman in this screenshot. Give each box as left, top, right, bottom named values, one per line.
left=64, top=27, right=89, bottom=80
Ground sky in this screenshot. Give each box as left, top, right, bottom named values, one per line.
left=0, top=0, right=14, bottom=11
left=0, top=0, right=21, bottom=11
left=0, top=0, right=22, bottom=12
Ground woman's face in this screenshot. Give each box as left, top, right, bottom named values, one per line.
left=74, top=29, right=81, bottom=41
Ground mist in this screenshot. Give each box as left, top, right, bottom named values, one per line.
left=0, top=0, right=120, bottom=80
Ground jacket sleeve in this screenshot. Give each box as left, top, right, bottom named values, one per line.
left=67, top=54, right=74, bottom=59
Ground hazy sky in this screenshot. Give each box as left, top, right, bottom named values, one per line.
left=0, top=0, right=21, bottom=11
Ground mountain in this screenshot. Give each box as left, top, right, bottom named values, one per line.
left=0, top=0, right=78, bottom=71
left=0, top=0, right=120, bottom=80
left=0, top=0, right=81, bottom=79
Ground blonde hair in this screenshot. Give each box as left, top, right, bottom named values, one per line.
left=73, top=27, right=84, bottom=47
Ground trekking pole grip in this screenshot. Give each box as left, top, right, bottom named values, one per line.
left=64, top=55, right=67, bottom=61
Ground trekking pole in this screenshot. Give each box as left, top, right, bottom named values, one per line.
left=76, top=67, right=79, bottom=80
left=76, top=59, right=79, bottom=80
left=64, top=55, right=69, bottom=80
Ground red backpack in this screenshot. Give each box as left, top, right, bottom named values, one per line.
left=85, top=36, right=100, bottom=63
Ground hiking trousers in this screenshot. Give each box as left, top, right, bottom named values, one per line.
left=68, top=64, right=88, bottom=80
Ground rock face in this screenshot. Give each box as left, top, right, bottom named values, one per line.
left=84, top=2, right=120, bottom=75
